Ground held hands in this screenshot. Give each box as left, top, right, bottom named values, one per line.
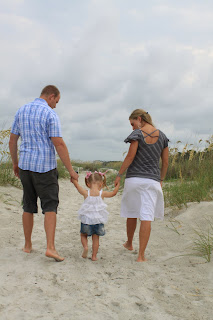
left=115, top=180, right=120, bottom=190
left=71, top=177, right=78, bottom=185
left=70, top=169, right=79, bottom=182
left=114, top=176, right=120, bottom=187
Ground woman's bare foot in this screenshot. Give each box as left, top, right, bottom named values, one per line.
left=22, top=242, right=32, bottom=253
left=22, top=247, right=32, bottom=253
left=137, top=256, right=147, bottom=262
left=91, top=255, right=98, bottom=261
left=123, top=241, right=133, bottom=251
left=82, top=248, right=88, bottom=258
left=45, top=249, right=64, bottom=262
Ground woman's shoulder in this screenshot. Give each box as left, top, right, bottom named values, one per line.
left=158, top=129, right=169, bottom=139
left=158, top=130, right=169, bottom=147
left=124, top=129, right=142, bottom=143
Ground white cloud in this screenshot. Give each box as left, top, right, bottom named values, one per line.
left=0, top=0, right=212, bottom=160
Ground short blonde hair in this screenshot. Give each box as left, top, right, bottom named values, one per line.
left=129, top=109, right=154, bottom=126
left=85, top=172, right=107, bottom=188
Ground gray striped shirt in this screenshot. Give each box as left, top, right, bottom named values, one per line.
left=125, top=129, right=169, bottom=182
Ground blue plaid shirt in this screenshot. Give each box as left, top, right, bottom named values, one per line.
left=11, top=98, right=62, bottom=173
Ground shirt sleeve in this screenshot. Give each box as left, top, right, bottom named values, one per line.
left=48, top=113, right=62, bottom=137
left=124, top=129, right=141, bottom=143
left=11, top=111, right=20, bottom=135
left=163, top=134, right=169, bottom=148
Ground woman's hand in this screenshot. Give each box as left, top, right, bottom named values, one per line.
left=114, top=176, right=121, bottom=186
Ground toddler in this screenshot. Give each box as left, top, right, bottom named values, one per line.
left=72, top=171, right=120, bottom=261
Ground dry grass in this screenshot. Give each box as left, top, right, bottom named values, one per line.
left=0, top=129, right=20, bottom=187
left=164, top=136, right=213, bottom=208
left=191, top=219, right=213, bottom=262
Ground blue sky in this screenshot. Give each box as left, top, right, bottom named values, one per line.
left=1, top=0, right=213, bottom=160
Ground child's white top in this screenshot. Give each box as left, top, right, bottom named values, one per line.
left=78, top=190, right=109, bottom=225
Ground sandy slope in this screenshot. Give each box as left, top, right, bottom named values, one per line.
left=0, top=175, right=213, bottom=320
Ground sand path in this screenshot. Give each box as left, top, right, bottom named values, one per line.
left=0, top=174, right=213, bottom=320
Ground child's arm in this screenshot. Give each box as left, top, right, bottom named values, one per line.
left=72, top=179, right=88, bottom=198
left=102, top=181, right=120, bottom=198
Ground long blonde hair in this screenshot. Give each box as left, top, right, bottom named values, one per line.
left=129, top=109, right=154, bottom=126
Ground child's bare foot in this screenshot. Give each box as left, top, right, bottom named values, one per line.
left=137, top=256, right=147, bottom=262
left=45, top=249, right=64, bottom=262
left=123, top=241, right=133, bottom=251
left=91, top=255, right=98, bottom=261
left=82, top=248, right=88, bottom=258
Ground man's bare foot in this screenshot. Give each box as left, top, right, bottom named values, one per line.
left=91, top=256, right=98, bottom=261
left=82, top=248, right=88, bottom=258
left=123, top=241, right=133, bottom=251
left=45, top=249, right=64, bottom=262
left=137, top=256, right=147, bottom=262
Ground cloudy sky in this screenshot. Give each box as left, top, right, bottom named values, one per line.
left=1, top=0, right=212, bottom=161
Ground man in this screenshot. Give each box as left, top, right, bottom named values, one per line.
left=9, top=85, right=78, bottom=262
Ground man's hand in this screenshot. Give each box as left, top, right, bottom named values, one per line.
left=13, top=164, right=20, bottom=178
left=71, top=177, right=77, bottom=184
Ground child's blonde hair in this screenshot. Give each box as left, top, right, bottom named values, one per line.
left=85, top=172, right=107, bottom=188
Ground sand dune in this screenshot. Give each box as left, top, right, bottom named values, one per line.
left=0, top=175, right=212, bottom=320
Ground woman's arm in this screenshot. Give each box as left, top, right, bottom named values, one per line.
left=114, top=140, right=138, bottom=186
left=160, top=147, right=169, bottom=186
left=72, top=179, right=88, bottom=198
left=102, top=181, right=120, bottom=198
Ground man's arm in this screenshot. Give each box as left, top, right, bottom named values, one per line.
left=51, top=137, right=78, bottom=181
left=9, top=133, right=20, bottom=178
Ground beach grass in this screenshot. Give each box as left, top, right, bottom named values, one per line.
left=191, top=220, right=213, bottom=262
left=164, top=136, right=213, bottom=208
left=166, top=219, right=182, bottom=235
left=0, top=129, right=21, bottom=187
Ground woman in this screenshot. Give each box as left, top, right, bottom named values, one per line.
left=115, top=109, right=169, bottom=262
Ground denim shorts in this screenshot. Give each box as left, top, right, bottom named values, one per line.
left=80, top=223, right=105, bottom=236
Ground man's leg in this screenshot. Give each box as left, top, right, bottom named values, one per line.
left=22, top=211, right=33, bottom=253
left=44, top=211, right=64, bottom=262
left=137, top=220, right=151, bottom=262
left=123, top=218, right=137, bottom=250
